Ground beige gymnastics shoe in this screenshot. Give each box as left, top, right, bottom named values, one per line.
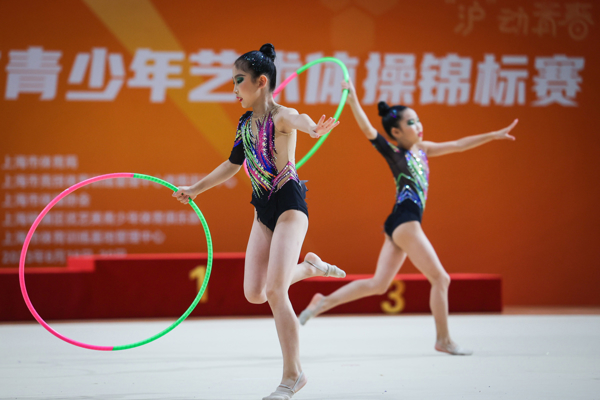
left=305, top=259, right=346, bottom=278
left=262, top=372, right=306, bottom=400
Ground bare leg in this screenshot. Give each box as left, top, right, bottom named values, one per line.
left=263, top=210, right=309, bottom=398
left=243, top=213, right=272, bottom=304
left=243, top=213, right=344, bottom=305
left=392, top=221, right=472, bottom=356
left=299, top=236, right=406, bottom=324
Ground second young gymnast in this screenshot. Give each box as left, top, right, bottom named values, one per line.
left=173, top=44, right=346, bottom=399
left=299, top=79, right=517, bottom=356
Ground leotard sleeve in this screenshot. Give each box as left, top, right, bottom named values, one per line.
left=369, top=132, right=398, bottom=161
left=228, top=112, right=252, bottom=165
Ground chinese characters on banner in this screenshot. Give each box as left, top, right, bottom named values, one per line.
left=1, top=47, right=587, bottom=107
left=1, top=155, right=238, bottom=267
left=449, top=0, right=594, bottom=41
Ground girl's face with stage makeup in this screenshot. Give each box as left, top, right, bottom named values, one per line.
left=232, top=66, right=261, bottom=108
left=392, top=108, right=423, bottom=145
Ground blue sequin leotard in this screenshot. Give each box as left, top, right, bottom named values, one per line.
left=370, top=132, right=429, bottom=235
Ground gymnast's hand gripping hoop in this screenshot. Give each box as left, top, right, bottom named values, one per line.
left=18, top=173, right=213, bottom=351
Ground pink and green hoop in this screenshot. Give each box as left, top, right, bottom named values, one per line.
left=19, top=173, right=213, bottom=351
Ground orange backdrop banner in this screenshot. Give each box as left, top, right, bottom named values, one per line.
left=1, top=0, right=599, bottom=306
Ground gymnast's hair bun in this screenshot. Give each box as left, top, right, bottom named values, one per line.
left=259, top=43, right=276, bottom=62
left=378, top=101, right=391, bottom=117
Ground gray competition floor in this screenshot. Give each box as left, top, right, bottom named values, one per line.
left=1, top=314, right=599, bottom=400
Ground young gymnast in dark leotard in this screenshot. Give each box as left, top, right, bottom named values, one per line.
left=174, top=44, right=345, bottom=399
left=299, top=79, right=517, bottom=356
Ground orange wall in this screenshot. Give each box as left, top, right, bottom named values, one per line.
left=1, top=0, right=599, bottom=306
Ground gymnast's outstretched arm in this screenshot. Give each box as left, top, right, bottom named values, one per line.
left=172, top=160, right=240, bottom=204
left=341, top=80, right=377, bottom=140
left=276, top=107, right=340, bottom=138
left=420, top=119, right=518, bottom=157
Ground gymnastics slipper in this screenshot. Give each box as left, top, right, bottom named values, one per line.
left=305, top=260, right=346, bottom=278
left=262, top=372, right=305, bottom=400
left=435, top=343, right=473, bottom=356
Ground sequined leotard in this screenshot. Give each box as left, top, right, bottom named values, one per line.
left=370, top=132, right=429, bottom=235
left=229, top=109, right=308, bottom=231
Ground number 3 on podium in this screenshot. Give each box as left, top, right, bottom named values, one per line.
left=380, top=280, right=405, bottom=314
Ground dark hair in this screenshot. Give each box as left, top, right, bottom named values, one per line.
left=234, top=43, right=277, bottom=92
left=378, top=101, right=408, bottom=139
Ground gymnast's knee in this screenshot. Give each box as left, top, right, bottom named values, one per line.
left=265, top=285, right=288, bottom=304
left=244, top=288, right=267, bottom=304
left=431, top=271, right=451, bottom=289
left=371, top=278, right=394, bottom=296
